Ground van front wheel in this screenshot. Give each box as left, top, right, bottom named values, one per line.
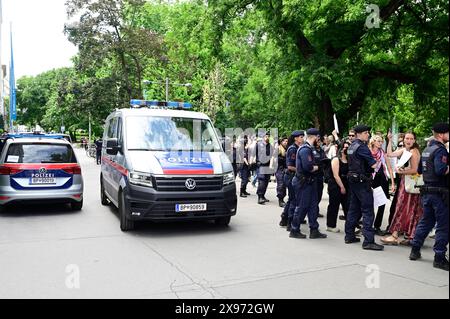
left=215, top=216, right=231, bottom=226
left=100, top=177, right=109, bottom=206
left=119, top=191, right=135, bottom=232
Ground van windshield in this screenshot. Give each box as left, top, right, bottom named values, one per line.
left=126, top=116, right=222, bottom=152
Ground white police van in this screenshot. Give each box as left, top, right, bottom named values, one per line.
left=100, top=100, right=237, bottom=231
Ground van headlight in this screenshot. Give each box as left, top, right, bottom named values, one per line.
left=223, top=171, right=235, bottom=185
left=129, top=171, right=153, bottom=188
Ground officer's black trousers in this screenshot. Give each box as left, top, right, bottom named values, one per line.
left=240, top=165, right=250, bottom=192
left=257, top=173, right=271, bottom=198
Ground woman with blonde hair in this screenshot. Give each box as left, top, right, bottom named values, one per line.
left=381, top=131, right=423, bottom=245
left=369, top=134, right=395, bottom=235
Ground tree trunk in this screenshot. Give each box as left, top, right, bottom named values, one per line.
left=317, top=93, right=334, bottom=134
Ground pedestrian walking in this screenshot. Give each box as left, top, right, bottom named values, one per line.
left=276, top=137, right=288, bottom=207
left=326, top=140, right=350, bottom=233
left=369, top=134, right=395, bottom=235
left=256, top=132, right=274, bottom=205
left=381, top=131, right=423, bottom=245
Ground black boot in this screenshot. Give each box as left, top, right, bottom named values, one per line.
left=258, top=197, right=266, bottom=205
left=278, top=198, right=286, bottom=208
left=409, top=247, right=421, bottom=260
left=279, top=214, right=288, bottom=227
left=263, top=197, right=270, bottom=203
left=243, top=190, right=251, bottom=196
left=289, top=231, right=307, bottom=239
left=286, top=219, right=292, bottom=232
left=309, top=229, right=327, bottom=239
left=362, top=242, right=384, bottom=251
left=240, top=191, right=247, bottom=198
left=433, top=256, right=449, bottom=271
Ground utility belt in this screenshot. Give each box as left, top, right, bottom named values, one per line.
left=417, top=186, right=449, bottom=206
left=295, top=173, right=316, bottom=186
left=283, top=169, right=295, bottom=184
left=347, top=173, right=372, bottom=184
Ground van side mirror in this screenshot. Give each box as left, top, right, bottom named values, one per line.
left=106, top=138, right=120, bottom=155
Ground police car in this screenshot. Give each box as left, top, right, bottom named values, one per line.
left=100, top=100, right=237, bottom=231
left=0, top=133, right=83, bottom=213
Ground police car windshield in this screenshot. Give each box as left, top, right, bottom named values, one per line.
left=126, top=116, right=222, bottom=152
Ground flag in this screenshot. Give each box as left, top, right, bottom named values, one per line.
left=9, top=25, right=16, bottom=124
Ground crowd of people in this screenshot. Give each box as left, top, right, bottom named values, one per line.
left=231, top=122, right=449, bottom=271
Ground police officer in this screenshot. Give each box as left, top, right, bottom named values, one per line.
left=256, top=132, right=274, bottom=205
left=409, top=123, right=449, bottom=271
left=238, top=136, right=251, bottom=198
left=289, top=128, right=327, bottom=239
left=345, top=125, right=384, bottom=250
left=279, top=130, right=305, bottom=229
left=314, top=137, right=329, bottom=218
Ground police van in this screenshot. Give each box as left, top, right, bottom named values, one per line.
left=100, top=100, right=237, bottom=231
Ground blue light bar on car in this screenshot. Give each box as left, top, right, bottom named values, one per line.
left=129, top=100, right=192, bottom=109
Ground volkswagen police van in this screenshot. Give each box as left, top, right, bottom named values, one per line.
left=0, top=134, right=83, bottom=213
left=100, top=100, right=237, bottom=231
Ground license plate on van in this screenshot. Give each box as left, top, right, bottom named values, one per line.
left=175, top=203, right=207, bottom=212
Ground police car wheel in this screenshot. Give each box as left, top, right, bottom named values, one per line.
left=215, top=216, right=231, bottom=226
left=100, top=177, right=109, bottom=206
left=0, top=205, right=4, bottom=214
left=71, top=200, right=83, bottom=211
left=119, top=191, right=135, bottom=232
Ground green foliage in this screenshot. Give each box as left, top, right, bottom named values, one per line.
left=14, top=0, right=449, bottom=141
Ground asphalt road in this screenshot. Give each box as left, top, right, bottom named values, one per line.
left=0, top=148, right=448, bottom=299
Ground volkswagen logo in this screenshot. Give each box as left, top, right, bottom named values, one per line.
left=185, top=178, right=196, bottom=190
left=39, top=168, right=47, bottom=174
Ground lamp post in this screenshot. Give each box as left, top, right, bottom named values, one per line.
left=143, top=78, right=192, bottom=101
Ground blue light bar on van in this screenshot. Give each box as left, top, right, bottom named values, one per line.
left=129, top=100, right=192, bottom=109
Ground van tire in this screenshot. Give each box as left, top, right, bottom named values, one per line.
left=215, top=216, right=231, bottom=226
left=119, top=191, right=135, bottom=232
left=71, top=200, right=83, bottom=211
left=100, top=176, right=109, bottom=206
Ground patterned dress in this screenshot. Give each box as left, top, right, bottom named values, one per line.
left=388, top=175, right=424, bottom=239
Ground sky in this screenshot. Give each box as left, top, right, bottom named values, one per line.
left=1, top=0, right=78, bottom=80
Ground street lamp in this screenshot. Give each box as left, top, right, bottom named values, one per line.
left=143, top=78, right=192, bottom=101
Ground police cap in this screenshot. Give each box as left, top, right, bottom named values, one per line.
left=291, top=130, right=305, bottom=137
left=306, top=128, right=320, bottom=136
left=353, top=125, right=371, bottom=134
left=432, top=122, right=449, bottom=134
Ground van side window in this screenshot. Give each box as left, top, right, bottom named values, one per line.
left=116, top=118, right=123, bottom=145
left=107, top=118, right=118, bottom=139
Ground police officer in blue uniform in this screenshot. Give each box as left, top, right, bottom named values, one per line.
left=289, top=128, right=327, bottom=239
left=345, top=125, right=384, bottom=250
left=314, top=138, right=330, bottom=218
left=409, top=123, right=449, bottom=271
left=256, top=132, right=274, bottom=205
left=279, top=130, right=305, bottom=229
